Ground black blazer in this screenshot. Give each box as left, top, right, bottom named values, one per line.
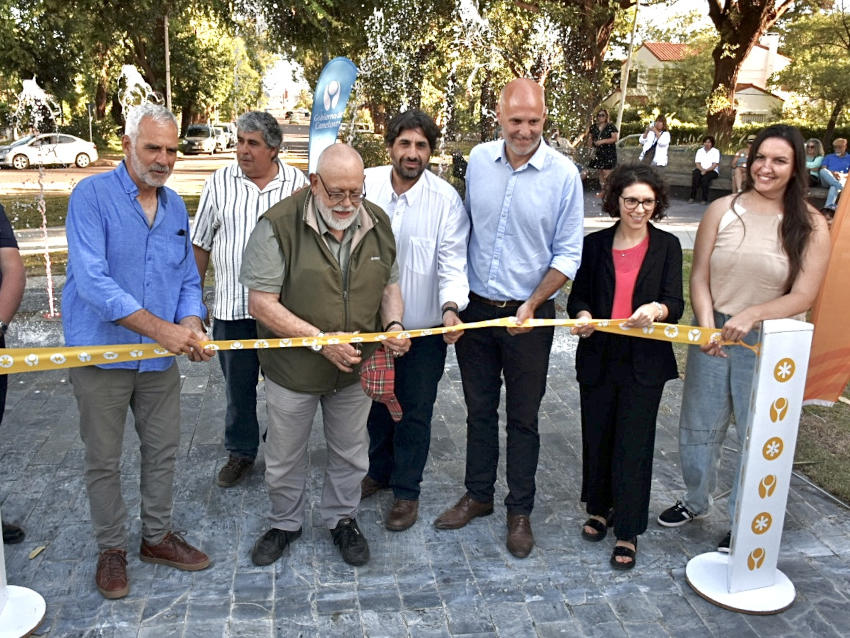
left=567, top=222, right=684, bottom=387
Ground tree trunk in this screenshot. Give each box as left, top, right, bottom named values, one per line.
left=479, top=66, right=496, bottom=142
left=705, top=0, right=795, bottom=148
left=559, top=0, right=625, bottom=138
left=180, top=101, right=194, bottom=136
left=824, top=99, right=844, bottom=148
left=705, top=47, right=746, bottom=149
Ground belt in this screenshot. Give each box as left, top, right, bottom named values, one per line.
left=469, top=292, right=524, bottom=308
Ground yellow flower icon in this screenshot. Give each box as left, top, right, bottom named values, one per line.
left=747, top=548, right=766, bottom=570
left=773, top=358, right=795, bottom=382
left=762, top=436, right=784, bottom=460
left=751, top=512, right=772, bottom=534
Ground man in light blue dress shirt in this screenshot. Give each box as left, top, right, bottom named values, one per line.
left=433, top=79, right=584, bottom=558
left=64, top=104, right=213, bottom=599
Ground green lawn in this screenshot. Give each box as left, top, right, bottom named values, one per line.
left=3, top=193, right=201, bottom=229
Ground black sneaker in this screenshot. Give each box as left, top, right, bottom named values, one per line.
left=657, top=501, right=709, bottom=527
left=251, top=528, right=302, bottom=566
left=217, top=455, right=254, bottom=487
left=330, top=518, right=370, bottom=566
left=717, top=531, right=731, bottom=553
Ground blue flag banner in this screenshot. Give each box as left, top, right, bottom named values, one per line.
left=307, top=57, right=359, bottom=174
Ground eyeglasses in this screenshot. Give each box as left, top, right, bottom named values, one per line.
left=620, top=196, right=656, bottom=210
left=806, top=144, right=815, bottom=148
left=316, top=173, right=366, bottom=205
left=597, top=114, right=607, bottom=119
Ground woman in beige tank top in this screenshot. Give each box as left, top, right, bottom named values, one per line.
left=657, top=125, right=831, bottom=553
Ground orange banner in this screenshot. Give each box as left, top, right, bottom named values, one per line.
left=804, top=188, right=850, bottom=405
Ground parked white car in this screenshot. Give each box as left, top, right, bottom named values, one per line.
left=0, top=133, right=99, bottom=169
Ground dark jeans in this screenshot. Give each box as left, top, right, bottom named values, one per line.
left=455, top=297, right=555, bottom=515
left=690, top=169, right=718, bottom=202
left=579, top=358, right=664, bottom=540
left=213, top=318, right=260, bottom=460
left=366, top=332, right=448, bottom=500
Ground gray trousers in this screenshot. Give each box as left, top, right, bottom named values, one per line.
left=70, top=363, right=180, bottom=550
left=264, top=378, right=371, bottom=531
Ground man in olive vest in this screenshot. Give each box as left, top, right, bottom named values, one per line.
left=240, top=144, right=410, bottom=567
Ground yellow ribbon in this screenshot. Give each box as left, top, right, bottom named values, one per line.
left=0, top=317, right=756, bottom=375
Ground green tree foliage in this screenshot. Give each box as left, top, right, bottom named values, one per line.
left=0, top=0, right=271, bottom=138
left=704, top=0, right=796, bottom=147
left=774, top=6, right=850, bottom=145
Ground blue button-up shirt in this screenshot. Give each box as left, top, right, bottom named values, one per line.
left=464, top=140, right=584, bottom=301
left=63, top=161, right=204, bottom=371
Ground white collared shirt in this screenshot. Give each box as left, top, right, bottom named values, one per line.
left=192, top=159, right=307, bottom=320
left=364, top=165, right=470, bottom=329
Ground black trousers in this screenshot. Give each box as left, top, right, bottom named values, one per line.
left=212, top=318, right=261, bottom=459
left=690, top=169, right=718, bottom=202
left=579, top=359, right=664, bottom=540
left=366, top=332, right=448, bottom=500
left=455, top=298, right=555, bottom=515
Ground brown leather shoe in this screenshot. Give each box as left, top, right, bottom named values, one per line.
left=506, top=514, right=534, bottom=558
left=385, top=499, right=418, bottom=531
left=360, top=475, right=388, bottom=500
left=140, top=532, right=211, bottom=571
left=96, top=549, right=129, bottom=599
left=433, top=493, right=494, bottom=530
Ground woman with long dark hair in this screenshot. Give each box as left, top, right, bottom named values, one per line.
left=568, top=163, right=683, bottom=569
left=657, top=124, right=830, bottom=552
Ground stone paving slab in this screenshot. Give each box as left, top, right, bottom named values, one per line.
left=1, top=308, right=849, bottom=637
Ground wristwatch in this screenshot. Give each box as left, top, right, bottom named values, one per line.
left=311, top=331, right=325, bottom=352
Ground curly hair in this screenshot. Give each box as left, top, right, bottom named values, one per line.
left=601, top=163, right=670, bottom=221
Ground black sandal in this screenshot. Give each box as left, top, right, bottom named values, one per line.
left=610, top=536, right=637, bottom=570
left=581, top=508, right=614, bottom=542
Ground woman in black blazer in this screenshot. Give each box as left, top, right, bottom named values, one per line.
left=567, top=164, right=683, bottom=569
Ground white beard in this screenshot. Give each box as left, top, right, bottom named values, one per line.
left=316, top=197, right=357, bottom=231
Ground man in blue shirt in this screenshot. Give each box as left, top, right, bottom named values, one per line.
left=433, top=78, right=584, bottom=558
left=64, top=103, right=213, bottom=599
left=819, top=137, right=850, bottom=213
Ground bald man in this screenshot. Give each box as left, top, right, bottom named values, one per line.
left=240, top=144, right=409, bottom=567
left=434, top=79, right=584, bottom=558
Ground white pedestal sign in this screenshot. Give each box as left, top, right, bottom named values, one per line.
left=686, top=319, right=813, bottom=614
left=0, top=507, right=45, bottom=637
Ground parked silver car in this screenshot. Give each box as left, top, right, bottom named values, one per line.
left=0, top=133, right=99, bottom=169
left=180, top=124, right=218, bottom=155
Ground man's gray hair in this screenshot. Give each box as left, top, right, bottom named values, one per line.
left=236, top=111, right=283, bottom=149
left=124, top=103, right=178, bottom=142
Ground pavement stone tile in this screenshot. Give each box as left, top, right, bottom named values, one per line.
left=360, top=610, right=409, bottom=638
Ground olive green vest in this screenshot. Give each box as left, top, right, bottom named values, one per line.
left=256, top=189, right=396, bottom=394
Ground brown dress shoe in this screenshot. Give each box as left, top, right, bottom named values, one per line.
left=96, top=549, right=129, bottom=599
left=360, top=475, right=388, bottom=500
left=506, top=514, right=534, bottom=558
left=140, top=532, right=211, bottom=571
left=433, top=493, right=494, bottom=530
left=385, top=499, right=418, bottom=531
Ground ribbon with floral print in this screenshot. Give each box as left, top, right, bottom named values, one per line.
left=0, top=317, right=756, bottom=375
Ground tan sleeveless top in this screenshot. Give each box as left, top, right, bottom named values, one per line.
left=709, top=202, right=803, bottom=319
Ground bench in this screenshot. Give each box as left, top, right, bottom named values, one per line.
left=615, top=146, right=828, bottom=207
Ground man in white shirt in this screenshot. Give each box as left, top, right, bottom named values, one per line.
left=360, top=110, right=470, bottom=532
left=689, top=135, right=721, bottom=204
left=192, top=111, right=307, bottom=488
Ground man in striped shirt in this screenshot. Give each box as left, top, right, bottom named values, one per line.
left=192, top=111, right=307, bottom=488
